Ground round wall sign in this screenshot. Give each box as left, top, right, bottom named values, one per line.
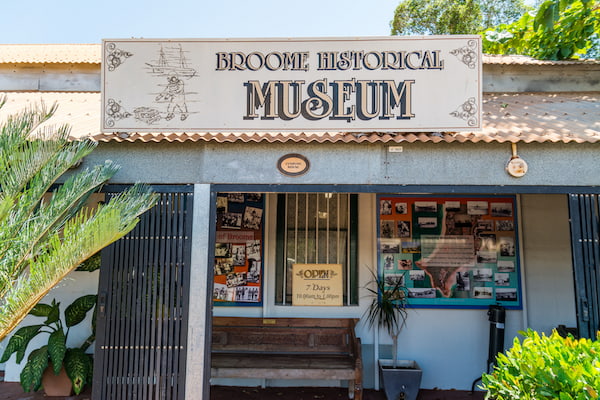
left=506, top=156, right=528, bottom=178
left=277, top=154, right=310, bottom=177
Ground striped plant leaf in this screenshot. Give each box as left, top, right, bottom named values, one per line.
left=20, top=346, right=48, bottom=392
left=48, top=329, right=66, bottom=375
left=64, top=348, right=92, bottom=395
left=0, top=324, right=43, bottom=363
left=28, top=303, right=53, bottom=317
left=64, top=295, right=96, bottom=328
left=44, top=301, right=60, bottom=325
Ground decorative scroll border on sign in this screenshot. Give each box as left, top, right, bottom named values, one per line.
left=101, top=36, right=482, bottom=133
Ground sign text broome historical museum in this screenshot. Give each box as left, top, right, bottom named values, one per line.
left=102, top=37, right=481, bottom=133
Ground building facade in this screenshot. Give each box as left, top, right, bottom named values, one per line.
left=0, top=42, right=599, bottom=397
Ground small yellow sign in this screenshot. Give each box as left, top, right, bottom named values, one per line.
left=292, top=263, right=343, bottom=306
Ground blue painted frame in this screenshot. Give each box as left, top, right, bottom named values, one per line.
left=377, top=194, right=522, bottom=310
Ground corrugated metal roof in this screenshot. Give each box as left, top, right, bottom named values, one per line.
left=482, top=54, right=600, bottom=65
left=0, top=44, right=599, bottom=66
left=0, top=91, right=598, bottom=144
left=0, top=92, right=100, bottom=138
left=0, top=44, right=101, bottom=64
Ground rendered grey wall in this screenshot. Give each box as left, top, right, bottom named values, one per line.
left=520, top=194, right=576, bottom=333
left=84, top=141, right=600, bottom=188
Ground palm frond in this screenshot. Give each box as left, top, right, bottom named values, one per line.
left=0, top=185, right=156, bottom=340
left=0, top=101, right=158, bottom=343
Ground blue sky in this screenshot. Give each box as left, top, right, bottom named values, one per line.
left=2, top=0, right=402, bottom=43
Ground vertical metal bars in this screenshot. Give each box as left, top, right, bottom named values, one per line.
left=93, top=189, right=193, bottom=400
left=276, top=193, right=356, bottom=305
left=568, top=194, right=600, bottom=339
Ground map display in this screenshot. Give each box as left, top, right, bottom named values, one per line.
left=377, top=195, right=521, bottom=309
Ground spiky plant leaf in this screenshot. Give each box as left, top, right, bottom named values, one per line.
left=64, top=348, right=92, bottom=395
left=64, top=295, right=96, bottom=328
left=76, top=252, right=101, bottom=272
left=20, top=346, right=48, bottom=392
left=48, top=329, right=66, bottom=374
left=0, top=101, right=158, bottom=342
left=0, top=324, right=43, bottom=363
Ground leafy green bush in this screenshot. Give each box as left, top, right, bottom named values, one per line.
left=482, top=328, right=600, bottom=399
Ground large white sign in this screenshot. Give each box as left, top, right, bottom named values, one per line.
left=102, top=37, right=481, bottom=133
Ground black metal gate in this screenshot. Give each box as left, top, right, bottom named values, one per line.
left=568, top=193, right=600, bottom=339
left=92, top=186, right=194, bottom=400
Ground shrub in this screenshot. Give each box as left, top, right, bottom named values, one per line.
left=482, top=328, right=600, bottom=399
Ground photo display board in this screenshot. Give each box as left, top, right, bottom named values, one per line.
left=377, top=195, right=522, bottom=309
left=213, top=193, right=264, bottom=306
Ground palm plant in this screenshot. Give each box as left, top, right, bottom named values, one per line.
left=0, top=98, right=158, bottom=343
left=364, top=271, right=409, bottom=368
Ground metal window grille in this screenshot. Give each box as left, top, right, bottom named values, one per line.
left=276, top=193, right=357, bottom=305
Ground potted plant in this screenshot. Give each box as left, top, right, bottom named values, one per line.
left=365, top=271, right=422, bottom=400
left=0, top=294, right=97, bottom=395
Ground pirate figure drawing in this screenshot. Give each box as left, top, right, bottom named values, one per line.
left=156, top=75, right=189, bottom=121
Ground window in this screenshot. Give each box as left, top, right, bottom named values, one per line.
left=275, top=193, right=358, bottom=305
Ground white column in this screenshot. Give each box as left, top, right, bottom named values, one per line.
left=185, top=184, right=214, bottom=399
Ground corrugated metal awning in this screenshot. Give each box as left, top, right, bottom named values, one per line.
left=2, top=44, right=600, bottom=67
left=0, top=44, right=101, bottom=64
left=0, top=91, right=598, bottom=144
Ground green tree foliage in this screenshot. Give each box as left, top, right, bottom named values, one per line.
left=482, top=329, right=600, bottom=399
left=390, top=0, right=530, bottom=35
left=0, top=99, right=158, bottom=343
left=483, top=0, right=600, bottom=60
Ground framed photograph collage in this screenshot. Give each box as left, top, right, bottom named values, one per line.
left=377, top=195, right=522, bottom=309
left=213, top=193, right=264, bottom=306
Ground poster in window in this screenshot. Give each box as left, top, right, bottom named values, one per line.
left=214, top=193, right=264, bottom=306
left=292, top=264, right=343, bottom=306
left=377, top=195, right=522, bottom=309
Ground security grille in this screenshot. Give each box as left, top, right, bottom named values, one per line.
left=275, top=193, right=358, bottom=305
left=568, top=193, right=600, bottom=339
left=92, top=188, right=193, bottom=400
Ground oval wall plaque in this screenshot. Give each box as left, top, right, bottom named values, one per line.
left=277, top=154, right=310, bottom=177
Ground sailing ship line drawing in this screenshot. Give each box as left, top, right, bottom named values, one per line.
left=146, top=44, right=197, bottom=78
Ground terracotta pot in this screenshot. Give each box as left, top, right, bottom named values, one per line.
left=42, top=364, right=73, bottom=396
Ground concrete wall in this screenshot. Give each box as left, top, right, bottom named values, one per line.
left=4, top=58, right=599, bottom=94
left=80, top=140, right=600, bottom=188
left=0, top=64, right=100, bottom=92
left=520, top=194, right=576, bottom=333
left=483, top=63, right=600, bottom=92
